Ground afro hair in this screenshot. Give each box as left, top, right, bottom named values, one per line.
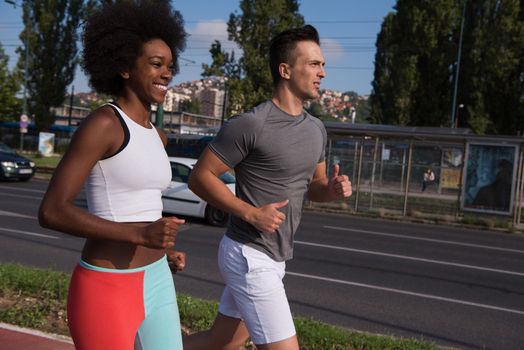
left=82, top=0, right=186, bottom=96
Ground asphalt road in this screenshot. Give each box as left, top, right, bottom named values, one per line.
left=1, top=179, right=524, bottom=349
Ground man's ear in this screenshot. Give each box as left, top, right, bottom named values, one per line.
left=120, top=72, right=130, bottom=79
left=279, top=63, right=291, bottom=80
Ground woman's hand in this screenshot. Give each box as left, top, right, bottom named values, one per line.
left=140, top=217, right=185, bottom=249
left=167, top=250, right=186, bottom=273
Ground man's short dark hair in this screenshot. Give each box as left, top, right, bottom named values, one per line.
left=269, top=24, right=320, bottom=86
left=82, top=0, right=186, bottom=96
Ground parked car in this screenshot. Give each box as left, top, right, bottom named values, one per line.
left=162, top=157, right=236, bottom=226
left=0, top=143, right=36, bottom=181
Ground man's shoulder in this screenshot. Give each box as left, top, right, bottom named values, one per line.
left=228, top=101, right=272, bottom=126
left=303, top=110, right=327, bottom=135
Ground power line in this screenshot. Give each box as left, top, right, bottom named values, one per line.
left=183, top=19, right=383, bottom=24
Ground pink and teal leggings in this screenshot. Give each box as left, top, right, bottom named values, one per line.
left=67, top=255, right=183, bottom=349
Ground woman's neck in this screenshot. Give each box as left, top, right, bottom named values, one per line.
left=116, top=94, right=151, bottom=127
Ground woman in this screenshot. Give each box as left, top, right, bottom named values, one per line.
left=38, top=1, right=186, bottom=349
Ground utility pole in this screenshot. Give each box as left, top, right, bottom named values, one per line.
left=6, top=0, right=30, bottom=149
left=221, top=82, right=228, bottom=126
left=156, top=103, right=164, bottom=130
left=450, top=0, right=467, bottom=128
left=68, top=85, right=74, bottom=126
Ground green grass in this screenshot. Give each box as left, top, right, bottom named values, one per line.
left=0, top=264, right=69, bottom=329
left=25, top=153, right=62, bottom=168
left=0, top=263, right=443, bottom=349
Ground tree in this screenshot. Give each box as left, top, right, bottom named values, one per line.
left=18, top=0, right=86, bottom=130
left=0, top=44, right=22, bottom=121
left=179, top=97, right=201, bottom=114
left=202, top=40, right=240, bottom=78
left=369, top=13, right=403, bottom=125
left=370, top=0, right=458, bottom=127
left=370, top=0, right=524, bottom=135
left=202, top=0, right=304, bottom=116
left=460, top=0, right=524, bottom=134
left=306, top=101, right=338, bottom=122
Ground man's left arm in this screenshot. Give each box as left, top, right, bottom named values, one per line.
left=307, top=162, right=352, bottom=202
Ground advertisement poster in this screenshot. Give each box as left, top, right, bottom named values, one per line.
left=38, top=132, right=55, bottom=157
left=441, top=148, right=463, bottom=189
left=440, top=168, right=461, bottom=189
left=463, top=144, right=516, bottom=214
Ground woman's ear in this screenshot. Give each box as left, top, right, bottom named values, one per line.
left=120, top=72, right=130, bottom=79
left=279, top=63, right=291, bottom=80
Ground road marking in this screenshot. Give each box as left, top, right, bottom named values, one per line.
left=0, top=227, right=58, bottom=239
left=0, top=210, right=36, bottom=219
left=0, top=185, right=46, bottom=193
left=324, top=225, right=524, bottom=254
left=294, top=240, right=524, bottom=277
left=286, top=271, right=524, bottom=316
left=0, top=192, right=42, bottom=200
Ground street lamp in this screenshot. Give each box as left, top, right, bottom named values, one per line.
left=450, top=0, right=467, bottom=128
left=455, top=104, right=464, bottom=128
left=6, top=0, right=29, bottom=149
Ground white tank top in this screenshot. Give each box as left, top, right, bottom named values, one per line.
left=85, top=103, right=171, bottom=222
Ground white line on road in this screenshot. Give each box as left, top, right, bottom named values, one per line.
left=0, top=210, right=37, bottom=219
left=294, top=240, right=524, bottom=277
left=0, top=192, right=42, bottom=200
left=0, top=227, right=58, bottom=239
left=286, top=271, right=524, bottom=316
left=0, top=185, right=46, bottom=193
left=324, top=225, right=524, bottom=254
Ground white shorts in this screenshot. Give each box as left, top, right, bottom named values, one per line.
left=217, top=235, right=296, bottom=345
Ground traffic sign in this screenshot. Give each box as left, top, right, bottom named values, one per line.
left=20, top=114, right=29, bottom=133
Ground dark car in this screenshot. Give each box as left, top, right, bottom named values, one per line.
left=0, top=143, right=36, bottom=181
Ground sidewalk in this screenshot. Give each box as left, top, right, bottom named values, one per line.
left=0, top=323, right=74, bottom=350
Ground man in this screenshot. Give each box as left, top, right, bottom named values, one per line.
left=186, top=24, right=352, bottom=350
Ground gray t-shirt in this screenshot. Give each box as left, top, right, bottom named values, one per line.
left=209, top=100, right=327, bottom=261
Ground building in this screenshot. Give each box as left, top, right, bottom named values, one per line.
left=197, top=88, right=225, bottom=118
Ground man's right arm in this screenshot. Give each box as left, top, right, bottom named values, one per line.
left=188, top=148, right=287, bottom=233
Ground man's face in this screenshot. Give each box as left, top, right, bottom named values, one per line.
left=285, top=40, right=326, bottom=101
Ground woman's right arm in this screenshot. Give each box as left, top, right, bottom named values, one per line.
left=38, top=108, right=180, bottom=249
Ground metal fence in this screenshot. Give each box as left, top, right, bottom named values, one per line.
left=314, top=137, right=463, bottom=218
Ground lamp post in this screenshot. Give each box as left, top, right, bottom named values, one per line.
left=450, top=0, right=467, bottom=128
left=6, top=0, right=29, bottom=149
left=456, top=103, right=464, bottom=128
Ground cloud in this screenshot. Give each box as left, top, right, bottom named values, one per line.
left=321, top=38, right=345, bottom=62
left=187, top=20, right=238, bottom=53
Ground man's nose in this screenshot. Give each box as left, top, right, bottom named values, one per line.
left=319, top=65, right=326, bottom=78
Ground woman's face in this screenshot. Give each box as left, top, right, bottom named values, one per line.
left=124, top=39, right=173, bottom=104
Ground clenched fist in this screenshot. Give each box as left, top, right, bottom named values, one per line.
left=140, top=216, right=185, bottom=249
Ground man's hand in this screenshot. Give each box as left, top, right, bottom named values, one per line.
left=248, top=199, right=289, bottom=233
left=167, top=250, right=186, bottom=274
left=328, top=164, right=352, bottom=200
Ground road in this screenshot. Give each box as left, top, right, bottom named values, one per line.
left=1, top=179, right=524, bottom=349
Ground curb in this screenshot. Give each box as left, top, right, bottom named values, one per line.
left=0, top=322, right=73, bottom=344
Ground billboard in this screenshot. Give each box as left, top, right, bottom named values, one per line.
left=38, top=132, right=55, bottom=157
left=463, top=143, right=517, bottom=215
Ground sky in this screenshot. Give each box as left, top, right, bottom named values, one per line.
left=0, top=0, right=397, bottom=95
